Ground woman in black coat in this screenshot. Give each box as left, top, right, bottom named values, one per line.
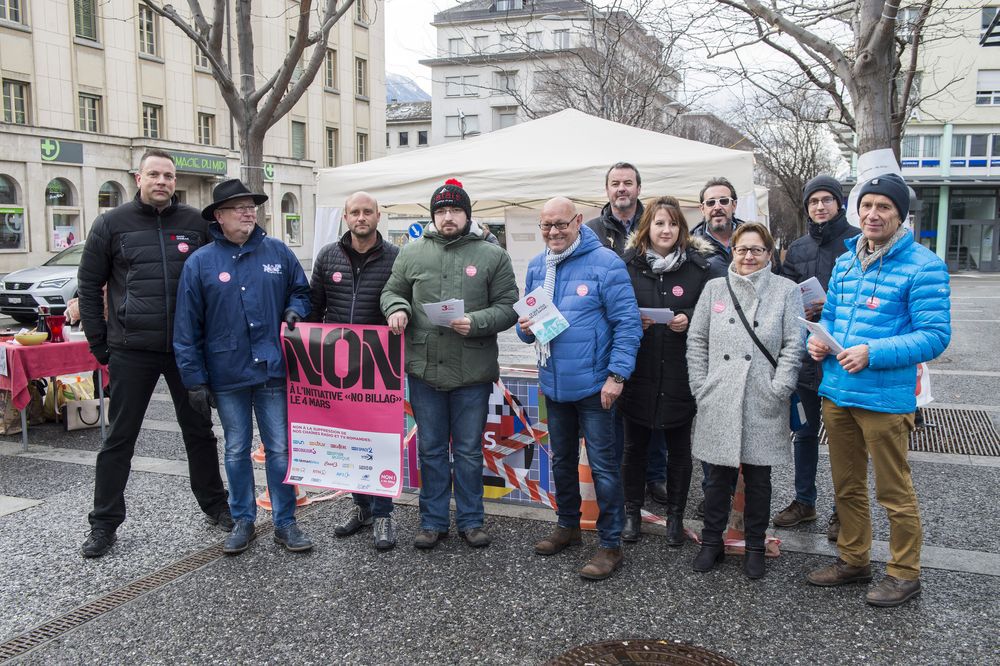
left=619, top=196, right=715, bottom=546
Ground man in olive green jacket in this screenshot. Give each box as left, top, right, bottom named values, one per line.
left=381, top=179, right=519, bottom=550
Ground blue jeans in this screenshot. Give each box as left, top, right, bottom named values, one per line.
left=792, top=387, right=823, bottom=507
left=353, top=492, right=393, bottom=518
left=408, top=376, right=491, bottom=532
left=214, top=380, right=297, bottom=529
left=546, top=392, right=624, bottom=548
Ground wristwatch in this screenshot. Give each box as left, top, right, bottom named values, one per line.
left=609, top=373, right=626, bottom=384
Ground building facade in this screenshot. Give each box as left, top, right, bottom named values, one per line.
left=386, top=101, right=431, bottom=155
left=0, top=0, right=385, bottom=272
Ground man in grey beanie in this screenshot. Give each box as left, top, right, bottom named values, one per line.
left=772, top=175, right=858, bottom=540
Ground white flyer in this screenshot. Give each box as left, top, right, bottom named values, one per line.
left=797, top=317, right=845, bottom=355
left=422, top=299, right=465, bottom=326
left=514, top=287, right=570, bottom=344
left=798, top=277, right=826, bottom=308
left=639, top=308, right=676, bottom=324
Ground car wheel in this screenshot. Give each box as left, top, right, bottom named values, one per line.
left=12, top=313, right=38, bottom=325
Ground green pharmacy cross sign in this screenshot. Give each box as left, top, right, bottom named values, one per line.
left=263, top=163, right=275, bottom=181
left=40, top=139, right=84, bottom=164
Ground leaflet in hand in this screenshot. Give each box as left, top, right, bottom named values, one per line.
left=797, top=317, right=844, bottom=354
left=514, top=287, right=570, bottom=344
left=422, top=299, right=465, bottom=326
left=639, top=308, right=675, bottom=324
left=798, top=276, right=826, bottom=309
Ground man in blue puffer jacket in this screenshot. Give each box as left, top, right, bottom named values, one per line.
left=517, top=197, right=641, bottom=581
left=805, top=173, right=950, bottom=608
left=174, top=179, right=313, bottom=556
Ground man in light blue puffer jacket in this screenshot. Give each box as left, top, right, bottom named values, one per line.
left=517, top=197, right=641, bottom=581
left=805, top=173, right=950, bottom=608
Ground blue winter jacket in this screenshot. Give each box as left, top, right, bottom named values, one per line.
left=173, top=224, right=311, bottom=392
left=817, top=229, right=950, bottom=414
left=517, top=225, right=642, bottom=402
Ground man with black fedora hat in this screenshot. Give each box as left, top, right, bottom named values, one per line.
left=174, top=179, right=314, bottom=555
left=78, top=149, right=232, bottom=559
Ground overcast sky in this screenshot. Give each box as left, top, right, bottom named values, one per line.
left=384, top=0, right=447, bottom=93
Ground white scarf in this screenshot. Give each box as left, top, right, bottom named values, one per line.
left=645, top=246, right=685, bottom=274
left=536, top=235, right=582, bottom=366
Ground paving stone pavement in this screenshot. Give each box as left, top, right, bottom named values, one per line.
left=1, top=275, right=998, bottom=664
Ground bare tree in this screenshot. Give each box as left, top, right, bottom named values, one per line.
left=140, top=0, right=358, bottom=193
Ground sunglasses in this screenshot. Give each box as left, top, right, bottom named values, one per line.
left=702, top=197, right=734, bottom=207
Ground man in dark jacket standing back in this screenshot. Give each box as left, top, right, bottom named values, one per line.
left=772, top=175, right=859, bottom=539
left=77, top=150, right=230, bottom=559
left=309, top=191, right=400, bottom=550
left=584, top=162, right=644, bottom=256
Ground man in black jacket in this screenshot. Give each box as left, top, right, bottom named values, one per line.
left=585, top=162, right=644, bottom=256
left=309, top=191, right=400, bottom=550
left=77, top=149, right=231, bottom=558
left=771, top=175, right=858, bottom=540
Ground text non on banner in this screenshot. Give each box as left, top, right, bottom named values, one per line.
left=282, top=323, right=405, bottom=497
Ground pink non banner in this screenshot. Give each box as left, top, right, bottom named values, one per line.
left=282, top=323, right=404, bottom=498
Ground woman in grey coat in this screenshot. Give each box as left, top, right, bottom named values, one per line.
left=686, top=222, right=803, bottom=579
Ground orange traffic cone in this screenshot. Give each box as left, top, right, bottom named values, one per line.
left=723, top=467, right=747, bottom=554
left=578, top=439, right=600, bottom=530
left=251, top=443, right=266, bottom=464
left=252, top=440, right=311, bottom=510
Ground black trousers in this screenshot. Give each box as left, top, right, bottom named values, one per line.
left=88, top=348, right=228, bottom=531
left=622, top=418, right=693, bottom=511
left=701, top=462, right=771, bottom=550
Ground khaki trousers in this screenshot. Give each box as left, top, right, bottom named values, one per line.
left=823, top=399, right=920, bottom=580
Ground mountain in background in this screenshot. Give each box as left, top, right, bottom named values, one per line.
left=386, top=73, right=431, bottom=103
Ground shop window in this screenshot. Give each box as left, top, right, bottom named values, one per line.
left=45, top=178, right=82, bottom=251
left=0, top=174, right=26, bottom=251
left=98, top=181, right=123, bottom=210
left=281, top=193, right=301, bottom=246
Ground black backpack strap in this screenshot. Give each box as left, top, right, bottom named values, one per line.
left=725, top=273, right=778, bottom=369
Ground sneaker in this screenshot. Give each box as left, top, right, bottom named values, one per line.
left=866, top=575, right=921, bottom=607
left=806, top=558, right=872, bottom=587
left=81, top=528, right=117, bottom=558
left=223, top=520, right=256, bottom=555
left=333, top=505, right=373, bottom=537
left=772, top=500, right=817, bottom=527
left=274, top=524, right=314, bottom=553
left=206, top=505, right=235, bottom=532
left=413, top=529, right=448, bottom=550
left=826, top=512, right=841, bottom=542
left=373, top=516, right=397, bottom=551
left=459, top=527, right=491, bottom=548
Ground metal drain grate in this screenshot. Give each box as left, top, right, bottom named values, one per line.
left=545, top=639, right=740, bottom=665
left=818, top=407, right=1000, bottom=456
left=0, top=501, right=328, bottom=662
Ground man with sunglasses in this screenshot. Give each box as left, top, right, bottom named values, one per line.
left=174, top=179, right=314, bottom=555
left=690, top=177, right=745, bottom=279
left=772, top=176, right=858, bottom=540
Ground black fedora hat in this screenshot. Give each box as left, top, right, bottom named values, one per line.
left=202, top=179, right=268, bottom=220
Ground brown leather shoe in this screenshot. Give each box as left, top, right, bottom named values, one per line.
left=826, top=512, right=841, bottom=542
left=866, top=575, right=921, bottom=607
left=806, top=558, right=873, bottom=587
left=534, top=526, right=582, bottom=556
left=772, top=500, right=817, bottom=527
left=579, top=547, right=623, bottom=580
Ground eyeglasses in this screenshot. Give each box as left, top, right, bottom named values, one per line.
left=538, top=221, right=572, bottom=232
left=807, top=196, right=837, bottom=208
left=702, top=197, right=734, bottom=207
left=733, top=246, right=768, bottom=257
left=218, top=204, right=259, bottom=214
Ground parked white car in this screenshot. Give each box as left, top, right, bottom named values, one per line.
left=0, top=244, right=83, bottom=324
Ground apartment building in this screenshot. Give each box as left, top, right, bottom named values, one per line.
left=899, top=3, right=1000, bottom=271
left=0, top=0, right=385, bottom=271
left=386, top=101, right=431, bottom=156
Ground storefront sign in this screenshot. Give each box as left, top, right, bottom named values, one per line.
left=171, top=151, right=227, bottom=175
left=263, top=163, right=275, bottom=181
left=40, top=139, right=83, bottom=164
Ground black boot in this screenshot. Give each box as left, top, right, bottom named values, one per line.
left=622, top=509, right=642, bottom=543
left=692, top=542, right=724, bottom=572
left=665, top=509, right=685, bottom=547
left=743, top=547, right=766, bottom=579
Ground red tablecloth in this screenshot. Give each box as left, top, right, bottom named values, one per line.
left=0, top=341, right=107, bottom=409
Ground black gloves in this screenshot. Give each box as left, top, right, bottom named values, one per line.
left=90, top=346, right=110, bottom=365
left=283, top=309, right=302, bottom=330
left=188, top=384, right=215, bottom=421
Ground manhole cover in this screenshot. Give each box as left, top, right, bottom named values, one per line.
left=818, top=407, right=1000, bottom=456
left=545, top=639, right=740, bottom=665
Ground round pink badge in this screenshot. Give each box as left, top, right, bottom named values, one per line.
left=177, top=242, right=189, bottom=254
left=379, top=470, right=397, bottom=489
left=526, top=296, right=536, bottom=306
left=218, top=272, right=231, bottom=283
left=672, top=285, right=684, bottom=297
left=576, top=284, right=589, bottom=297
left=712, top=301, right=726, bottom=313
left=866, top=296, right=880, bottom=310
left=465, top=265, right=478, bottom=277
left=331, top=271, right=343, bottom=283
